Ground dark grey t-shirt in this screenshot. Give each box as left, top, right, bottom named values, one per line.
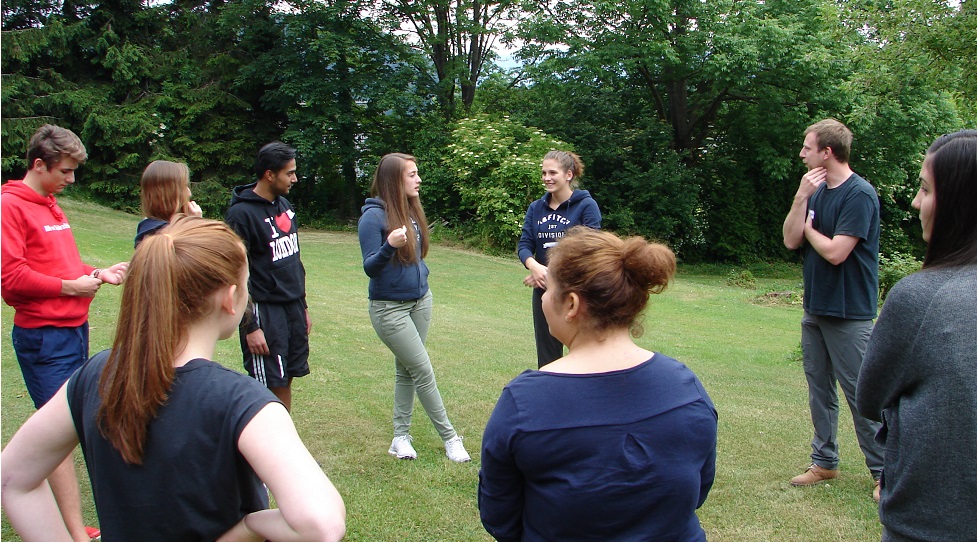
left=68, top=351, right=278, bottom=541
left=802, top=173, right=880, bottom=320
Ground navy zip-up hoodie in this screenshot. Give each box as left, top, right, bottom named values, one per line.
left=358, top=197, right=430, bottom=301
left=518, top=189, right=601, bottom=267
left=225, top=184, right=306, bottom=333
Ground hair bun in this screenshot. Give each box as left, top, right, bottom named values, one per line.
left=621, top=238, right=675, bottom=294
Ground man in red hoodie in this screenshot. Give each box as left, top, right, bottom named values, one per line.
left=1, top=124, right=127, bottom=541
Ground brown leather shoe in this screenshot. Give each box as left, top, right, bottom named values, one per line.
left=790, top=464, right=839, bottom=486
left=873, top=479, right=881, bottom=502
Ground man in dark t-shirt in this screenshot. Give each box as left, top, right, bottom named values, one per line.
left=781, top=119, right=884, bottom=502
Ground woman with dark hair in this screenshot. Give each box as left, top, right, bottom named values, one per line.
left=518, top=150, right=601, bottom=368
left=480, top=227, right=717, bottom=541
left=134, top=160, right=203, bottom=247
left=857, top=130, right=977, bottom=541
left=358, top=153, right=470, bottom=462
left=1, top=217, right=346, bottom=541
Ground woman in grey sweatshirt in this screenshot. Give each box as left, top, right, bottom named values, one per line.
left=857, top=130, right=977, bottom=542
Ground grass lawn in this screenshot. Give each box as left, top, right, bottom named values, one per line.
left=1, top=199, right=883, bottom=541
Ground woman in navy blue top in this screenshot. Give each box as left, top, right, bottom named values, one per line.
left=358, top=153, right=471, bottom=463
left=134, top=160, right=202, bottom=247
left=481, top=227, right=717, bottom=541
left=518, top=151, right=601, bottom=368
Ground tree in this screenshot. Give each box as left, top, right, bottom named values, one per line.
left=496, top=0, right=856, bottom=259
left=371, top=0, right=519, bottom=117
left=259, top=0, right=435, bottom=219
left=842, top=0, right=976, bottom=124
left=442, top=113, right=569, bottom=250
left=2, top=0, right=164, bottom=199
left=516, top=0, right=843, bottom=164
left=1, top=0, right=286, bottom=215
left=493, top=0, right=967, bottom=261
left=835, top=0, right=970, bottom=257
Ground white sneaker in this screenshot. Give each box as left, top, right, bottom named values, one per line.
left=388, top=435, right=417, bottom=459
left=444, top=436, right=471, bottom=463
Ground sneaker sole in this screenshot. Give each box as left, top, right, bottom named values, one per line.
left=790, top=476, right=838, bottom=487
left=388, top=449, right=416, bottom=460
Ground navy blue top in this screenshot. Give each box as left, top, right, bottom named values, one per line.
left=479, top=354, right=717, bottom=542
left=802, top=173, right=879, bottom=319
left=67, top=351, right=278, bottom=541
left=133, top=217, right=169, bottom=248
left=518, top=189, right=601, bottom=267
left=358, top=197, right=430, bottom=301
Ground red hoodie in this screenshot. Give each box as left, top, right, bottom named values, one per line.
left=1, top=180, right=95, bottom=327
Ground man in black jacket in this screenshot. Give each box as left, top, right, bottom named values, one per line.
left=225, top=142, right=310, bottom=411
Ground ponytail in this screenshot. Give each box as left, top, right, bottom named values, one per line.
left=98, top=217, right=246, bottom=463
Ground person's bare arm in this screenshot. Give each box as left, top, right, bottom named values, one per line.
left=219, top=403, right=346, bottom=542
left=783, top=167, right=826, bottom=250
left=804, top=215, right=861, bottom=265
left=0, top=385, right=79, bottom=542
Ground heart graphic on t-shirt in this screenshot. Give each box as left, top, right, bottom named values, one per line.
left=275, top=212, right=292, bottom=233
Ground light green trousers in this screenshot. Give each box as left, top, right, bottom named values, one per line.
left=369, top=291, right=456, bottom=441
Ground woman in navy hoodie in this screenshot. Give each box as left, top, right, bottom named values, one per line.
left=134, top=160, right=202, bottom=247
left=358, top=153, right=470, bottom=463
left=518, top=151, right=602, bottom=368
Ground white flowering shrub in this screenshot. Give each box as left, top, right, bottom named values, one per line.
left=445, top=114, right=570, bottom=251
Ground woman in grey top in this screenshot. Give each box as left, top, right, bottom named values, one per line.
left=857, top=130, right=977, bottom=542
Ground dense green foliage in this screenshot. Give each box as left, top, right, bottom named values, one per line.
left=504, top=0, right=970, bottom=260
left=2, top=0, right=973, bottom=261
left=442, top=114, right=569, bottom=252
left=878, top=251, right=923, bottom=302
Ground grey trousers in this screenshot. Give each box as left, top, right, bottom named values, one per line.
left=369, top=291, right=457, bottom=441
left=801, top=312, right=884, bottom=478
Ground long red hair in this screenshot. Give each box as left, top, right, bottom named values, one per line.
left=97, top=216, right=246, bottom=464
